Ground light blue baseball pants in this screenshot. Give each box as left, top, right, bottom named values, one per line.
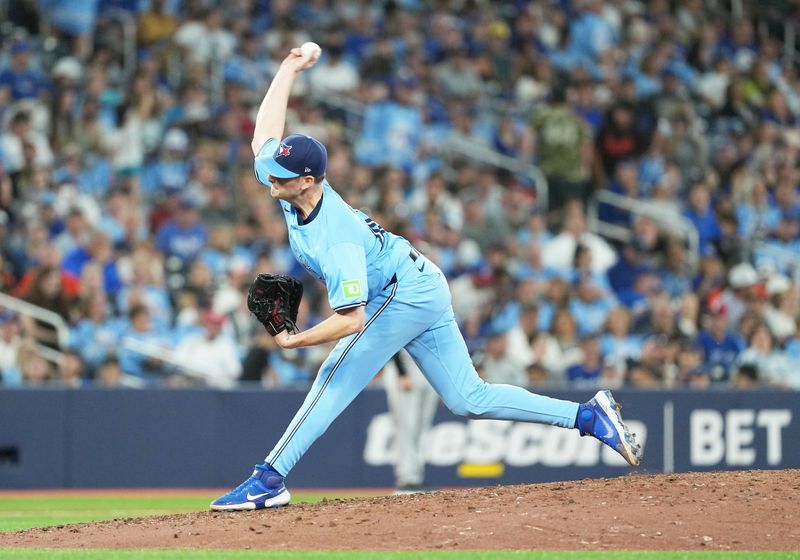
left=266, top=259, right=580, bottom=476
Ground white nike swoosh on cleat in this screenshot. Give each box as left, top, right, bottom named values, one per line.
left=597, top=391, right=641, bottom=467
left=246, top=491, right=270, bottom=500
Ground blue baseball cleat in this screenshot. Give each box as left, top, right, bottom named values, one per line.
left=210, top=464, right=291, bottom=511
left=577, top=390, right=642, bottom=467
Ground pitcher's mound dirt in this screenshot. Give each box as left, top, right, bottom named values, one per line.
left=2, top=469, right=798, bottom=550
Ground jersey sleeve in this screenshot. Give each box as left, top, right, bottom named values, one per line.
left=253, top=138, right=279, bottom=185
left=321, top=242, right=368, bottom=311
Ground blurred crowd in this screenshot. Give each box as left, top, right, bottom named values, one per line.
left=1, top=0, right=800, bottom=391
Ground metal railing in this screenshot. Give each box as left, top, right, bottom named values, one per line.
left=0, top=291, right=70, bottom=348
left=120, top=335, right=233, bottom=387
left=308, top=90, right=550, bottom=207
left=587, top=190, right=700, bottom=268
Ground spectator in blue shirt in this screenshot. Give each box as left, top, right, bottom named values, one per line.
left=567, top=1, right=615, bottom=66
left=659, top=240, right=693, bottom=299
left=601, top=307, right=643, bottom=371
left=571, top=243, right=613, bottom=294
left=117, top=304, right=169, bottom=380
left=68, top=292, right=121, bottom=374
left=607, top=241, right=649, bottom=295
left=115, top=253, right=173, bottom=327
left=63, top=231, right=122, bottom=298
left=569, top=274, right=616, bottom=336
left=223, top=32, right=270, bottom=93
left=598, top=160, right=639, bottom=226
left=155, top=197, right=208, bottom=267
left=735, top=176, right=780, bottom=239
left=566, top=334, right=603, bottom=388
left=52, top=145, right=112, bottom=199
left=140, top=128, right=192, bottom=200
left=696, top=298, right=745, bottom=383
left=683, top=182, right=721, bottom=252
left=772, top=178, right=800, bottom=220
left=515, top=207, right=552, bottom=248
left=353, top=73, right=423, bottom=173
left=754, top=214, right=800, bottom=270
left=0, top=41, right=50, bottom=101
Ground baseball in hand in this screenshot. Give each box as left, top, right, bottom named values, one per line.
left=300, top=41, right=321, bottom=62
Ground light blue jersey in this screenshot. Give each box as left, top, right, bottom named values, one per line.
left=254, top=137, right=581, bottom=477
left=279, top=181, right=415, bottom=311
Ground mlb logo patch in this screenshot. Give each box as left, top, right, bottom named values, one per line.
left=342, top=280, right=362, bottom=299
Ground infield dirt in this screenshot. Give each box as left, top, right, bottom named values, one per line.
left=2, top=469, right=798, bottom=550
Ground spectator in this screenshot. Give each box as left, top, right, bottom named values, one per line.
left=1, top=110, right=54, bottom=175
left=57, top=349, right=88, bottom=388
left=683, top=182, right=722, bottom=252
left=53, top=206, right=91, bottom=257
left=542, top=201, right=617, bottom=275
left=0, top=312, right=23, bottom=386
left=433, top=48, right=484, bottom=102
left=763, top=274, right=797, bottom=342
left=0, top=41, right=50, bottom=101
left=308, top=41, right=359, bottom=95
left=537, top=307, right=582, bottom=382
left=354, top=73, right=423, bottom=172
left=530, top=84, right=591, bottom=211
left=140, top=128, right=191, bottom=200
left=475, top=320, right=528, bottom=387
left=515, top=207, right=552, bottom=249
left=737, top=323, right=799, bottom=389
left=732, top=363, right=759, bottom=389
left=671, top=339, right=704, bottom=387
left=173, top=7, right=236, bottom=65
left=593, top=101, right=647, bottom=188
left=600, top=307, right=642, bottom=374
left=735, top=175, right=780, bottom=239
left=598, top=161, right=639, bottom=225
left=17, top=342, right=53, bottom=385
left=696, top=298, right=745, bottom=383
left=659, top=240, right=693, bottom=298
left=224, top=32, right=271, bottom=94
left=568, top=275, right=615, bottom=336
left=154, top=196, right=209, bottom=267
left=137, top=0, right=178, bottom=48
left=566, top=334, right=603, bottom=388
left=68, top=292, right=120, bottom=374
left=118, top=304, right=169, bottom=381
left=20, top=266, right=77, bottom=348
left=460, top=194, right=511, bottom=253
left=607, top=240, right=649, bottom=295
left=40, top=0, right=100, bottom=58
left=116, top=247, right=172, bottom=326
left=754, top=214, right=800, bottom=274
left=718, top=262, right=760, bottom=327
left=64, top=231, right=122, bottom=298
left=95, top=356, right=124, bottom=387
left=626, top=362, right=662, bottom=388
left=172, top=309, right=242, bottom=389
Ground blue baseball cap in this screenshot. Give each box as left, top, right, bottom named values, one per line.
left=11, top=41, right=31, bottom=55
left=255, top=134, right=327, bottom=180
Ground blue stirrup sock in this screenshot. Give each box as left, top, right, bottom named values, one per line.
left=574, top=402, right=594, bottom=435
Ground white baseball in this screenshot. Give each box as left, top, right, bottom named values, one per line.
left=300, top=41, right=321, bottom=61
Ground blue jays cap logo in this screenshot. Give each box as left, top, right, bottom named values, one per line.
left=276, top=143, right=292, bottom=158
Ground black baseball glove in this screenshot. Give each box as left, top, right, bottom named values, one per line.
left=247, top=274, right=304, bottom=336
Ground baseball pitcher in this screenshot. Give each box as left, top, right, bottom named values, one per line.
left=210, top=44, right=642, bottom=511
